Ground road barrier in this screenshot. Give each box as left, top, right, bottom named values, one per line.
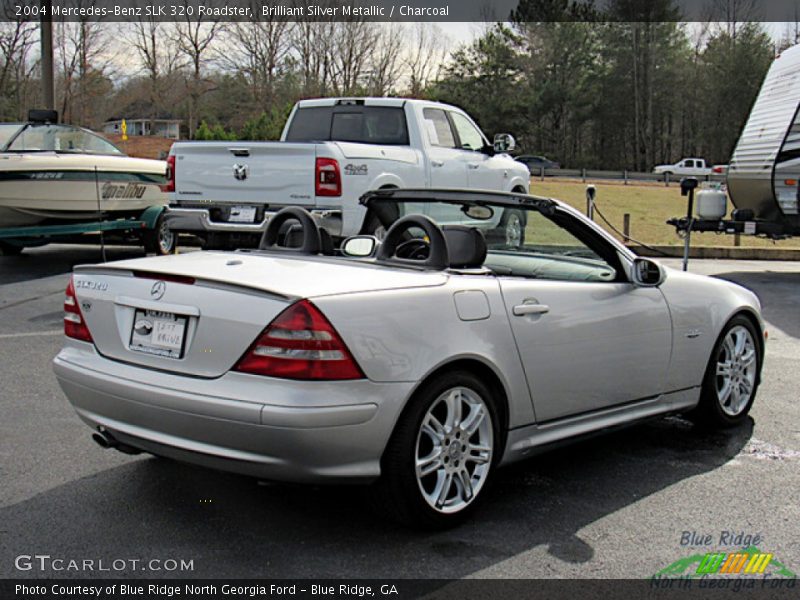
left=531, top=167, right=727, bottom=186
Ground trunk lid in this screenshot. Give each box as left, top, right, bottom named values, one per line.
left=72, top=252, right=447, bottom=377
left=172, top=142, right=318, bottom=206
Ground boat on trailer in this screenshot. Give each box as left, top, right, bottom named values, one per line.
left=0, top=110, right=167, bottom=229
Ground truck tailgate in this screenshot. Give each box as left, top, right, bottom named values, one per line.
left=173, top=142, right=317, bottom=206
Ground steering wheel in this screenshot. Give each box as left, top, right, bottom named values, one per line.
left=259, top=206, right=321, bottom=254
left=375, top=214, right=449, bottom=269
left=395, top=238, right=430, bottom=260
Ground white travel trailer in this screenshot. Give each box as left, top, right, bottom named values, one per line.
left=671, top=44, right=800, bottom=238
left=727, top=43, right=800, bottom=230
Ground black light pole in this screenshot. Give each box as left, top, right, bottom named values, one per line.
left=40, top=0, right=54, bottom=111
left=680, top=177, right=699, bottom=272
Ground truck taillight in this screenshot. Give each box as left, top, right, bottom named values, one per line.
left=234, top=300, right=364, bottom=381
left=64, top=276, right=93, bottom=343
left=161, top=155, right=176, bottom=193
left=315, top=157, right=341, bottom=197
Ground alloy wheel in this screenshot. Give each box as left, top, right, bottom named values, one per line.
left=715, top=325, right=757, bottom=417
left=415, top=386, right=493, bottom=514
left=158, top=220, right=175, bottom=254
left=504, top=213, right=522, bottom=247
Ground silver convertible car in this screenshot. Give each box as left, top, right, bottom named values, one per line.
left=53, top=189, right=765, bottom=527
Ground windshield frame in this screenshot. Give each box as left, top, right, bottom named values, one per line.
left=0, top=123, right=24, bottom=151
left=359, top=188, right=637, bottom=268
left=2, top=123, right=125, bottom=155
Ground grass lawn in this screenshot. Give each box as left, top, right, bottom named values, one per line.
left=528, top=178, right=800, bottom=248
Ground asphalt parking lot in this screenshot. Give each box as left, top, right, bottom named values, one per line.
left=1, top=245, right=798, bottom=580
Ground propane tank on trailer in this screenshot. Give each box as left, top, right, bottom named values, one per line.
left=695, top=185, right=728, bottom=220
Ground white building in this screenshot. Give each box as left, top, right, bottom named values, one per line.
left=103, top=118, right=181, bottom=140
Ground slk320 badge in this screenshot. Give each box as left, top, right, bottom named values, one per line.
left=74, top=280, right=108, bottom=291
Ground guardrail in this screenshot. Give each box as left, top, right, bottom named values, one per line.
left=528, top=167, right=727, bottom=186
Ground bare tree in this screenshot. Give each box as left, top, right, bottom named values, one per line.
left=291, top=16, right=337, bottom=96
left=173, top=2, right=225, bottom=138
left=127, top=19, right=183, bottom=130
left=365, top=24, right=404, bottom=96
left=0, top=6, right=37, bottom=120
left=778, top=0, right=800, bottom=50
left=54, top=1, right=116, bottom=126
left=328, top=19, right=379, bottom=95
left=705, top=0, right=762, bottom=41
left=219, top=2, right=292, bottom=107
left=405, top=23, right=448, bottom=97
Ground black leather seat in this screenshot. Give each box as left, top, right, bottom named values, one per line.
left=441, top=225, right=487, bottom=269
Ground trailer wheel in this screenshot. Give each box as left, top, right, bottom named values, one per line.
left=143, top=212, right=176, bottom=255
left=0, top=242, right=25, bottom=256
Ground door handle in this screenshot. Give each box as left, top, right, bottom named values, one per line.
left=431, top=160, right=444, bottom=167
left=468, top=163, right=480, bottom=169
left=513, top=302, right=550, bottom=316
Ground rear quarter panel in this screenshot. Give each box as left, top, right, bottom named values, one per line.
left=311, top=275, right=536, bottom=428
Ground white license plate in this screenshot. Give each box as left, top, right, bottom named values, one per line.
left=228, top=205, right=257, bottom=223
left=130, top=309, right=188, bottom=359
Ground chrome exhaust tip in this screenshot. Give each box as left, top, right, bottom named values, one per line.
left=92, top=430, right=141, bottom=455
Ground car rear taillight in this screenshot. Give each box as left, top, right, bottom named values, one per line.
left=64, top=276, right=93, bottom=343
left=315, top=157, right=341, bottom=197
left=234, top=300, right=363, bottom=380
left=161, top=155, right=176, bottom=193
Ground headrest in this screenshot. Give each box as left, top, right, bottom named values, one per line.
left=442, top=225, right=487, bottom=269
left=280, top=223, right=335, bottom=255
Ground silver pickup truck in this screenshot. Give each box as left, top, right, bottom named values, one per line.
left=164, top=97, right=530, bottom=248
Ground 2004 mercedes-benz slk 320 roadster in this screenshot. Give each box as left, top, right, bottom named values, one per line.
left=53, top=189, right=765, bottom=527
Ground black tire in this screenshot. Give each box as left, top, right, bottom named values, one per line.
left=143, top=212, right=176, bottom=255
left=0, top=242, right=24, bottom=256
left=371, top=371, right=501, bottom=529
left=686, top=314, right=762, bottom=429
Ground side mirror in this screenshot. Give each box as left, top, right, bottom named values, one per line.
left=631, top=257, right=666, bottom=287
left=341, top=235, right=378, bottom=257
left=493, top=133, right=516, bottom=154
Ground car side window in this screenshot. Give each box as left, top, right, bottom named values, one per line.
left=483, top=209, right=623, bottom=283
left=422, top=108, right=457, bottom=149
left=684, top=159, right=694, bottom=168
left=449, top=112, right=485, bottom=152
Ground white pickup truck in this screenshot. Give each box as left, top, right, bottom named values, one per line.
left=652, top=157, right=712, bottom=178
left=164, top=98, right=530, bottom=247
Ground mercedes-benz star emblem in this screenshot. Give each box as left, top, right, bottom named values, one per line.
left=233, top=163, right=249, bottom=181
left=150, top=281, right=166, bottom=300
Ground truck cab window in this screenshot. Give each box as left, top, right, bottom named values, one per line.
left=449, top=112, right=486, bottom=152
left=423, top=108, right=457, bottom=148
left=286, top=106, right=409, bottom=146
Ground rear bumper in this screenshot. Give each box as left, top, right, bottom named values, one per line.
left=53, top=343, right=414, bottom=483
left=165, top=207, right=343, bottom=236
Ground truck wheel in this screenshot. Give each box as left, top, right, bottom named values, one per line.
left=488, top=208, right=526, bottom=248
left=372, top=371, right=499, bottom=528
left=500, top=209, right=526, bottom=247
left=0, top=242, right=24, bottom=256
left=143, top=212, right=176, bottom=255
